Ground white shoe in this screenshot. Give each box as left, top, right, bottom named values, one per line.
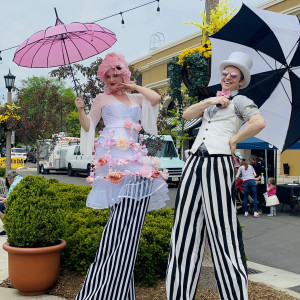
left=244, top=212, right=249, bottom=217
left=254, top=212, right=260, bottom=218
left=267, top=214, right=273, bottom=217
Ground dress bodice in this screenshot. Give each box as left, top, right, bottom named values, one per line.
left=102, top=103, right=141, bottom=127
left=100, top=103, right=141, bottom=141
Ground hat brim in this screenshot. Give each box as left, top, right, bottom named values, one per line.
left=219, top=60, right=251, bottom=89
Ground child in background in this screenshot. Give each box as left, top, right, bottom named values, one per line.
left=266, top=177, right=280, bottom=216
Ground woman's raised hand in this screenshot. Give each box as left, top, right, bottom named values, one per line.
left=120, top=82, right=136, bottom=92
left=75, top=97, right=85, bottom=109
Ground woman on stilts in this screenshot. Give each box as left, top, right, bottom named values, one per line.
left=75, top=52, right=169, bottom=300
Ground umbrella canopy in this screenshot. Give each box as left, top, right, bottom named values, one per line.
left=13, top=8, right=117, bottom=93
left=208, top=4, right=300, bottom=152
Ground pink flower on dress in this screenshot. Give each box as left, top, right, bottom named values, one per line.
left=140, top=165, right=152, bottom=178
left=108, top=171, right=123, bottom=184
left=162, top=169, right=169, bottom=181
left=124, top=120, right=133, bottom=129
left=98, top=157, right=108, bottom=166
left=151, top=170, right=161, bottom=179
left=134, top=123, right=142, bottom=132
left=152, top=157, right=161, bottom=170
left=116, top=137, right=129, bottom=151
left=86, top=176, right=95, bottom=184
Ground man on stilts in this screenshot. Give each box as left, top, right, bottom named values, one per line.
left=166, top=52, right=266, bottom=300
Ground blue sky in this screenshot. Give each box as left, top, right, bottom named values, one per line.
left=0, top=0, right=266, bottom=101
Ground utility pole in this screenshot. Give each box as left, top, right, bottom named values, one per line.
left=206, top=0, right=219, bottom=22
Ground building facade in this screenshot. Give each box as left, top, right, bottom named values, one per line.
left=130, top=0, right=300, bottom=182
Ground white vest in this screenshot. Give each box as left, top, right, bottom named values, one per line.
left=190, top=101, right=244, bottom=155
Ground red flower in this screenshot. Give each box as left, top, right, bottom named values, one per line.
left=151, top=170, right=161, bottom=179
left=108, top=171, right=123, bottom=184
left=98, top=157, right=108, bottom=166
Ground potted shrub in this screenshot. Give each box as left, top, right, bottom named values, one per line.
left=2, top=175, right=66, bottom=296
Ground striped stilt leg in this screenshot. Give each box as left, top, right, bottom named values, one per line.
left=166, top=155, right=248, bottom=300
left=167, top=155, right=208, bottom=300
left=76, top=196, right=150, bottom=300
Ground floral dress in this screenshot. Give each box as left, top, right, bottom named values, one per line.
left=80, top=93, right=169, bottom=211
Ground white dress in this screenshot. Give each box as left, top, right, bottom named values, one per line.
left=80, top=93, right=169, bottom=211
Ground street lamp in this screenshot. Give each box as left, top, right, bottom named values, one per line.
left=4, top=69, right=16, bottom=176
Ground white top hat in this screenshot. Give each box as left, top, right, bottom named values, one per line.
left=219, top=52, right=253, bottom=89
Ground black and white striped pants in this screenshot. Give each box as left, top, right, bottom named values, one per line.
left=166, top=154, right=248, bottom=300
left=76, top=196, right=150, bottom=300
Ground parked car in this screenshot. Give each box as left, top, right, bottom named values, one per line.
left=1, top=147, right=6, bottom=157
left=26, top=147, right=37, bottom=163
left=11, top=148, right=27, bottom=162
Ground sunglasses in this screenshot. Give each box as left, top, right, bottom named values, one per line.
left=222, top=70, right=239, bottom=78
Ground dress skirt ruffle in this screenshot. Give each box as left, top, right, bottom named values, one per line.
left=86, top=175, right=169, bottom=211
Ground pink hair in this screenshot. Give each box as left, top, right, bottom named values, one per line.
left=97, top=52, right=132, bottom=94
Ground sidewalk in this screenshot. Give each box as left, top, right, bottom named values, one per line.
left=1, top=224, right=300, bottom=299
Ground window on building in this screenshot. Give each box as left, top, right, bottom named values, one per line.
left=167, top=61, right=173, bottom=78
left=136, top=74, right=142, bottom=86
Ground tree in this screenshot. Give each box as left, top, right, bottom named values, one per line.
left=14, top=76, right=76, bottom=170
left=49, top=58, right=105, bottom=111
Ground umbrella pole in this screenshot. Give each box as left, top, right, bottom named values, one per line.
left=69, top=64, right=79, bottom=97
left=274, top=150, right=277, bottom=182
left=265, top=149, right=268, bottom=185
left=61, top=38, right=80, bottom=97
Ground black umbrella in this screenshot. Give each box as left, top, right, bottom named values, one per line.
left=208, top=4, right=300, bottom=152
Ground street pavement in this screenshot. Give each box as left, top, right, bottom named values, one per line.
left=1, top=166, right=299, bottom=299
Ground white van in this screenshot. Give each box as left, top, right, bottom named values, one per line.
left=38, top=134, right=81, bottom=174
left=65, top=144, right=91, bottom=176
left=144, top=135, right=185, bottom=184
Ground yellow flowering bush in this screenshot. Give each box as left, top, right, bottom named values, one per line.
left=185, top=0, right=236, bottom=44
left=178, top=40, right=212, bottom=66
left=0, top=103, right=21, bottom=131
left=169, top=0, right=236, bottom=101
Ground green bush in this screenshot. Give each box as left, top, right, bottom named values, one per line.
left=3, top=175, right=66, bottom=247
left=3, top=175, right=174, bottom=286
left=0, top=168, right=5, bottom=178
left=60, top=201, right=174, bottom=286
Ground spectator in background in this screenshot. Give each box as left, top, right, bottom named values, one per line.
left=250, top=154, right=265, bottom=183
left=0, top=170, right=23, bottom=236
left=236, top=160, right=259, bottom=218
left=234, top=151, right=243, bottom=175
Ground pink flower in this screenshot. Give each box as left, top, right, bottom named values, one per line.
left=108, top=171, right=123, bottom=184
left=98, top=157, right=108, bottom=166
left=116, top=137, right=129, bottom=151
left=134, top=123, right=142, bottom=131
left=86, top=176, right=95, bottom=184
left=151, top=170, right=161, bottom=179
left=140, top=165, right=152, bottom=178
left=124, top=120, right=133, bottom=129
left=162, top=169, right=169, bottom=181
left=152, top=157, right=161, bottom=170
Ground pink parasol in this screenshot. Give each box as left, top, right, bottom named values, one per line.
left=13, top=8, right=117, bottom=94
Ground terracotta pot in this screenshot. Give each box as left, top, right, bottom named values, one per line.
left=182, top=60, right=214, bottom=99
left=3, top=239, right=66, bottom=296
